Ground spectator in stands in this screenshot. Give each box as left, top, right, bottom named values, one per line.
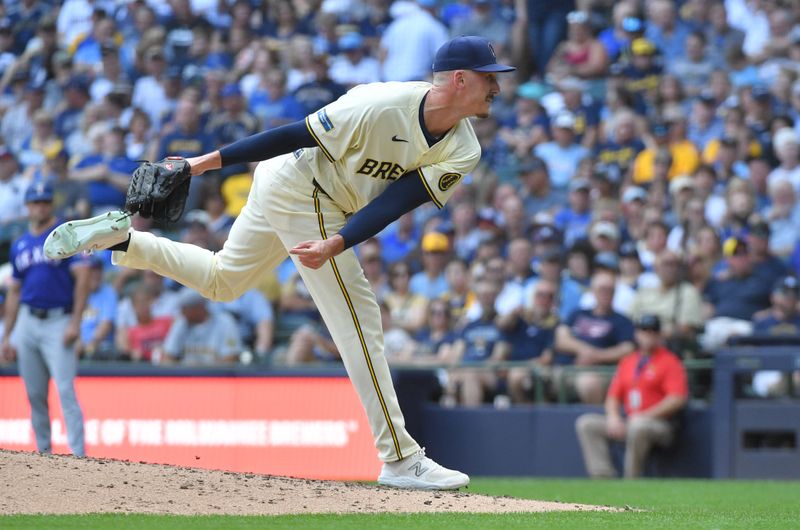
left=620, top=186, right=648, bottom=241
left=527, top=247, right=580, bottom=320
left=746, top=219, right=787, bottom=280
left=618, top=241, right=644, bottom=291
left=595, top=110, right=644, bottom=183
left=750, top=276, right=800, bottom=398
left=69, top=126, right=136, bottom=214
left=77, top=255, right=117, bottom=360
left=556, top=76, right=600, bottom=148
left=132, top=47, right=173, bottom=129
left=410, top=232, right=450, bottom=300
left=359, top=238, right=390, bottom=300
left=706, top=2, right=744, bottom=67
left=328, top=32, right=381, bottom=88
left=385, top=261, right=428, bottom=335
left=631, top=250, right=704, bottom=352
left=121, top=286, right=174, bottom=363
left=497, top=82, right=550, bottom=158
left=450, top=0, right=510, bottom=52
left=496, top=278, right=557, bottom=403
left=702, top=237, right=773, bottom=352
left=207, top=83, right=260, bottom=152
left=515, top=0, right=572, bottom=77
left=534, top=112, right=590, bottom=195
left=618, top=38, right=662, bottom=114
left=90, top=44, right=129, bottom=103
left=637, top=221, right=669, bottom=272
left=157, top=97, right=216, bottom=211
left=768, top=127, right=800, bottom=191
left=597, top=3, right=637, bottom=63
left=0, top=147, right=26, bottom=227
left=666, top=31, right=714, bottom=98
left=580, top=251, right=635, bottom=317
left=554, top=178, right=592, bottom=248
left=753, top=276, right=800, bottom=337
left=379, top=211, right=419, bottom=265
left=276, top=270, right=321, bottom=343
left=517, top=157, right=561, bottom=218
left=292, top=53, right=347, bottom=117
left=445, top=278, right=504, bottom=406
left=115, top=271, right=180, bottom=352
left=248, top=69, right=305, bottom=129
left=1, top=73, right=42, bottom=154
left=687, top=92, right=724, bottom=153
left=547, top=11, right=609, bottom=82
left=285, top=319, right=339, bottom=365
left=645, top=0, right=691, bottom=63
left=576, top=314, right=688, bottom=478
left=495, top=237, right=536, bottom=315
left=380, top=300, right=417, bottom=363
left=379, top=0, right=449, bottom=82
left=158, top=288, right=241, bottom=366
left=555, top=268, right=636, bottom=404
left=450, top=202, right=482, bottom=262
left=588, top=221, right=621, bottom=255
left=415, top=298, right=457, bottom=359
left=213, top=288, right=274, bottom=363
left=18, top=110, right=62, bottom=178
left=442, top=258, right=475, bottom=324
left=499, top=194, right=529, bottom=242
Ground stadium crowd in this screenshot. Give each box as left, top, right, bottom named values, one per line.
left=0, top=0, right=799, bottom=405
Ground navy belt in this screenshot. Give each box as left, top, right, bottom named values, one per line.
left=26, top=305, right=72, bottom=319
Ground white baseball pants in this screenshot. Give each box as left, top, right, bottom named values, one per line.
left=113, top=159, right=420, bottom=463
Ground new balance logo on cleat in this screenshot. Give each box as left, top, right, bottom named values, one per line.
left=408, top=462, right=429, bottom=477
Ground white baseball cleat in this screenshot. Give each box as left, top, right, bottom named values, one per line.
left=44, top=210, right=132, bottom=260
left=377, top=448, right=470, bottom=490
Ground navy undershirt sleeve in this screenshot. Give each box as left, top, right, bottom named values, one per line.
left=218, top=120, right=316, bottom=166
left=338, top=172, right=432, bottom=250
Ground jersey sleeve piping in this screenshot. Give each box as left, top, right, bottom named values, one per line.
left=304, top=116, right=336, bottom=163
left=416, top=168, right=444, bottom=209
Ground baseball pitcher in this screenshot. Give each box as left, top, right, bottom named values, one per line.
left=43, top=36, right=515, bottom=489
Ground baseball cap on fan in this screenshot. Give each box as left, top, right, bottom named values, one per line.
left=25, top=180, right=54, bottom=203
left=432, top=36, right=515, bottom=73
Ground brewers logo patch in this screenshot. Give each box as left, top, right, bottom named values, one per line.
left=438, top=172, right=461, bottom=191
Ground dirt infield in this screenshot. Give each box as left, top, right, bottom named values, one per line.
left=1, top=450, right=615, bottom=515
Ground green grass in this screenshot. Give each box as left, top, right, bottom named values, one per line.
left=4, top=479, right=800, bottom=529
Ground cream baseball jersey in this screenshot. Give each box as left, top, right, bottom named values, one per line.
left=294, top=81, right=481, bottom=213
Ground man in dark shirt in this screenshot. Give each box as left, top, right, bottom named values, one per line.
left=446, top=279, right=504, bottom=406
left=752, top=276, right=800, bottom=337
left=556, top=269, right=636, bottom=403
left=496, top=279, right=558, bottom=403
left=702, top=237, right=773, bottom=351
left=747, top=220, right=787, bottom=281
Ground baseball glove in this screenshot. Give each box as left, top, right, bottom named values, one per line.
left=126, top=157, right=192, bottom=223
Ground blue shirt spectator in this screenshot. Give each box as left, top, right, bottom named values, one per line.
left=500, top=314, right=556, bottom=361
left=79, top=261, right=118, bottom=357
left=533, top=112, right=589, bottom=191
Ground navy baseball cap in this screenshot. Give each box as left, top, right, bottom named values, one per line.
left=25, top=180, right=54, bottom=203
left=432, top=36, right=515, bottom=73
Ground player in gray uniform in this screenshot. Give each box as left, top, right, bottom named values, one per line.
left=2, top=182, right=90, bottom=456
left=44, top=36, right=515, bottom=489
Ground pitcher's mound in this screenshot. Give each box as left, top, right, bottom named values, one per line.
left=1, top=450, right=615, bottom=515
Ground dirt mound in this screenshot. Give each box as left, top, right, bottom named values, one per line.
left=1, top=450, right=614, bottom=515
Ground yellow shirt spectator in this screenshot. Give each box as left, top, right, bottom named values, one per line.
left=221, top=172, right=253, bottom=216
left=632, top=140, right=700, bottom=184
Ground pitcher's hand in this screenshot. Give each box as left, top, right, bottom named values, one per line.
left=290, top=235, right=345, bottom=269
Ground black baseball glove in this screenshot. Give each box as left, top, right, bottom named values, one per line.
left=125, top=157, right=192, bottom=223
